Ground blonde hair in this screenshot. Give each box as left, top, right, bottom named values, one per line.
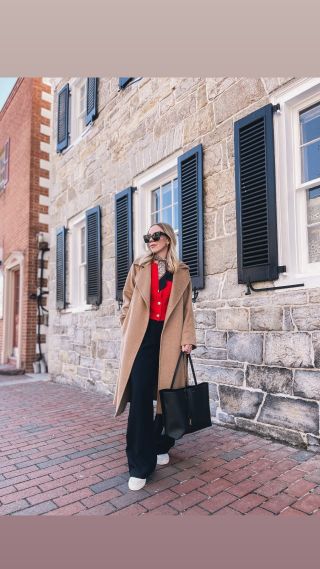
left=140, top=222, right=180, bottom=273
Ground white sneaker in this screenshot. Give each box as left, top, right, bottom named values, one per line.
left=157, top=453, right=170, bottom=465
left=128, top=476, right=147, bottom=491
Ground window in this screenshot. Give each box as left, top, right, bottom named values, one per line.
left=57, top=79, right=96, bottom=153
left=132, top=155, right=180, bottom=258
left=69, top=78, right=89, bottom=144
left=56, top=206, right=101, bottom=311
left=68, top=214, right=88, bottom=309
left=0, top=139, right=9, bottom=190
left=272, top=78, right=320, bottom=285
left=299, top=103, right=320, bottom=264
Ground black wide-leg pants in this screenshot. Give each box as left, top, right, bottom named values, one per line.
left=126, top=318, right=175, bottom=478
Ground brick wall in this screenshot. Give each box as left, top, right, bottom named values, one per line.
left=0, top=77, right=51, bottom=371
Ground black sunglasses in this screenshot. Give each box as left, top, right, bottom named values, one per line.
left=143, top=231, right=169, bottom=244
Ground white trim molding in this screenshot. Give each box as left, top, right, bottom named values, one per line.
left=271, top=77, right=320, bottom=289
left=132, top=153, right=180, bottom=258
left=1, top=251, right=24, bottom=368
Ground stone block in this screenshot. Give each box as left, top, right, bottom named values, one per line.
left=216, top=308, right=249, bottom=331
left=204, top=169, right=234, bottom=208
left=220, top=269, right=244, bottom=300
left=208, top=382, right=219, bottom=400
left=194, top=310, right=216, bottom=329
left=265, top=332, right=313, bottom=368
left=251, top=306, right=283, bottom=331
left=216, top=409, right=236, bottom=424
left=205, top=235, right=237, bottom=275
left=312, top=332, right=320, bottom=367
left=283, top=308, right=294, bottom=331
left=258, top=394, right=319, bottom=434
left=196, top=363, right=244, bottom=386
left=193, top=345, right=227, bottom=360
left=235, top=417, right=307, bottom=448
left=206, top=78, right=238, bottom=100
left=261, top=78, right=280, bottom=93
left=204, top=211, right=216, bottom=240
left=292, top=305, right=320, bottom=331
left=202, top=143, right=223, bottom=178
left=219, top=385, right=264, bottom=418
left=196, top=84, right=208, bottom=109
left=246, top=364, right=293, bottom=394
left=214, top=79, right=266, bottom=124
left=224, top=202, right=236, bottom=235
left=293, top=370, right=320, bottom=400
left=227, top=332, right=263, bottom=364
left=195, top=329, right=205, bottom=344
left=97, top=340, right=119, bottom=359
left=206, top=330, right=227, bottom=348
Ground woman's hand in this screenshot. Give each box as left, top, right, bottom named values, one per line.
left=181, top=344, right=193, bottom=354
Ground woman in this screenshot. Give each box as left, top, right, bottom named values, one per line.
left=113, top=222, right=197, bottom=491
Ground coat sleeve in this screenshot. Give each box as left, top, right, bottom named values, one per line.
left=119, top=263, right=136, bottom=327
left=181, top=277, right=197, bottom=350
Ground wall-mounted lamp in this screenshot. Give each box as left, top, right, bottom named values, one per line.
left=38, top=232, right=49, bottom=251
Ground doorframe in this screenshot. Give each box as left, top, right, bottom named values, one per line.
left=1, top=251, right=24, bottom=368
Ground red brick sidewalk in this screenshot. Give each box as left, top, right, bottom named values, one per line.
left=1, top=379, right=320, bottom=516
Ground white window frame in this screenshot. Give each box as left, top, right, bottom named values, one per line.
left=132, top=153, right=180, bottom=258
left=272, top=77, right=320, bottom=288
left=66, top=211, right=93, bottom=313
left=63, top=78, right=92, bottom=153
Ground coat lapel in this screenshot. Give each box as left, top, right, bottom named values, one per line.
left=134, top=257, right=190, bottom=330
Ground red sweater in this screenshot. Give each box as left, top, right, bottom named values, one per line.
left=149, top=260, right=172, bottom=321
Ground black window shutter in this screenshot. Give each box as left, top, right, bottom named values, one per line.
left=119, top=78, right=134, bottom=89
left=234, top=103, right=279, bottom=284
left=85, top=78, right=98, bottom=125
left=56, top=83, right=70, bottom=153
left=56, top=226, right=66, bottom=309
left=178, top=144, right=204, bottom=289
left=115, top=187, right=134, bottom=301
left=86, top=205, right=102, bottom=306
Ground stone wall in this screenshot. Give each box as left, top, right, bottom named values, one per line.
left=49, top=77, right=320, bottom=451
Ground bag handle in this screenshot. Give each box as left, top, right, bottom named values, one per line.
left=170, top=351, right=197, bottom=389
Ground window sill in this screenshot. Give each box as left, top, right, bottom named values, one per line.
left=60, top=304, right=98, bottom=314
left=277, top=273, right=320, bottom=290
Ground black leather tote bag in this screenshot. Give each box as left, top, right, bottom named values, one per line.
left=159, top=351, right=212, bottom=440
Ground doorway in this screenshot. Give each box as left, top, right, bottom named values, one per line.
left=12, top=268, right=20, bottom=359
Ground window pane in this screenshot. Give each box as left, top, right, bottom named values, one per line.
left=300, top=103, right=320, bottom=145
left=307, top=186, right=320, bottom=224
left=151, top=211, right=159, bottom=225
left=307, top=186, right=320, bottom=263
left=173, top=178, right=178, bottom=202
left=80, top=226, right=86, bottom=263
left=151, top=188, right=160, bottom=212
left=308, top=225, right=320, bottom=263
left=173, top=203, right=179, bottom=230
left=162, top=182, right=172, bottom=208
left=162, top=206, right=172, bottom=225
left=301, top=141, right=320, bottom=182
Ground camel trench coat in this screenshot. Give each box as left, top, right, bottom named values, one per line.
left=113, top=255, right=197, bottom=417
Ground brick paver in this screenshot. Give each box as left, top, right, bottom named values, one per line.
left=1, top=378, right=320, bottom=516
